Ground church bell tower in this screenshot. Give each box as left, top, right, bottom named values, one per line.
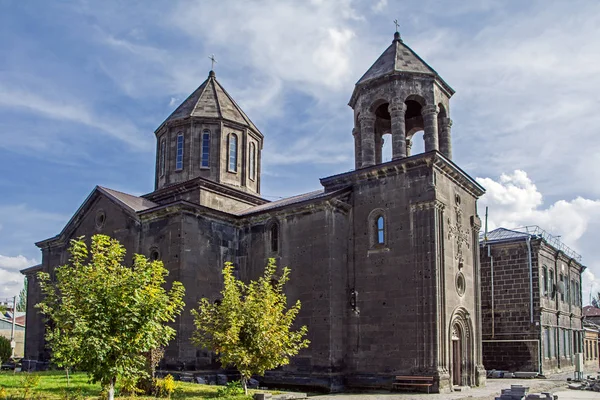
left=349, top=32, right=454, bottom=169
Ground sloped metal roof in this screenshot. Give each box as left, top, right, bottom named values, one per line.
left=236, top=190, right=329, bottom=216
left=158, top=71, right=261, bottom=135
left=98, top=186, right=158, bottom=213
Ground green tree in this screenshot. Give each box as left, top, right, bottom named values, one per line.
left=16, top=278, right=27, bottom=312
left=191, top=259, right=309, bottom=394
left=37, top=235, right=185, bottom=400
left=0, top=336, right=11, bottom=364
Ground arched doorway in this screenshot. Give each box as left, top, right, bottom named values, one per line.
left=451, top=324, right=463, bottom=386
left=449, top=308, right=474, bottom=388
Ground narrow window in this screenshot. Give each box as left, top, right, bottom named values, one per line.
left=575, top=282, right=580, bottom=306
left=549, top=270, right=554, bottom=297
left=270, top=224, right=279, bottom=253
left=542, top=267, right=548, bottom=297
left=544, top=328, right=552, bottom=358
left=249, top=142, right=256, bottom=181
left=159, top=138, right=166, bottom=176
left=560, top=274, right=565, bottom=302
left=201, top=130, right=210, bottom=168
left=377, top=216, right=385, bottom=244
left=228, top=133, right=238, bottom=172
left=176, top=133, right=184, bottom=170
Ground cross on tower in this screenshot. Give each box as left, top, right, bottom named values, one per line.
left=208, top=54, right=217, bottom=70
left=394, top=19, right=399, bottom=33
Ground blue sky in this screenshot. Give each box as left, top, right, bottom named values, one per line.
left=1, top=0, right=600, bottom=302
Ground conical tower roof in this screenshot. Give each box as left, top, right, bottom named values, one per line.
left=354, top=32, right=454, bottom=94
left=157, top=71, right=261, bottom=136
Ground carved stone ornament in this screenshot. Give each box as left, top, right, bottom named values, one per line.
left=447, top=206, right=470, bottom=268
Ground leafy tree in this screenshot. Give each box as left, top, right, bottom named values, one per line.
left=0, top=336, right=11, bottom=364
left=16, top=278, right=27, bottom=312
left=191, top=259, right=309, bottom=394
left=37, top=235, right=185, bottom=400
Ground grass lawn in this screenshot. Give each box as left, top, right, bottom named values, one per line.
left=0, top=371, right=255, bottom=399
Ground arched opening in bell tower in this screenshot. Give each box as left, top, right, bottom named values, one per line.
left=405, top=97, right=425, bottom=156
left=373, top=102, right=393, bottom=163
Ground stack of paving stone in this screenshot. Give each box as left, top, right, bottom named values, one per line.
left=495, top=385, right=557, bottom=400
left=568, top=375, right=600, bottom=391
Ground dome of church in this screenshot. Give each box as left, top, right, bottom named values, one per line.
left=156, top=70, right=262, bottom=136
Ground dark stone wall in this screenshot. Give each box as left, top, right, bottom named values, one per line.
left=482, top=341, right=539, bottom=372
left=155, top=119, right=261, bottom=195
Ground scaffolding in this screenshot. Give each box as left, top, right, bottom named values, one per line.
left=481, top=225, right=582, bottom=263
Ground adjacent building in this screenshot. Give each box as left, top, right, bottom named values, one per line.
left=480, top=227, right=585, bottom=374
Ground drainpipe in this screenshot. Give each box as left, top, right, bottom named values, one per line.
left=488, top=244, right=494, bottom=338
left=526, top=237, right=534, bottom=324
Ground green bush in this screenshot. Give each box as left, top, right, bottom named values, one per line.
left=0, top=337, right=11, bottom=364
left=153, top=374, right=176, bottom=398
left=216, top=381, right=245, bottom=397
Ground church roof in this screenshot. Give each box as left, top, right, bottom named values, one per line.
left=355, top=32, right=453, bottom=93
left=98, top=186, right=158, bottom=213
left=236, top=189, right=330, bottom=216
left=157, top=71, right=261, bottom=135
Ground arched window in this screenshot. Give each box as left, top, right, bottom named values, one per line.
left=176, top=133, right=184, bottom=170
left=159, top=138, right=166, bottom=176
left=201, top=130, right=210, bottom=168
left=377, top=216, right=385, bottom=244
left=228, top=133, right=238, bottom=172
left=249, top=142, right=256, bottom=181
left=270, top=223, right=279, bottom=253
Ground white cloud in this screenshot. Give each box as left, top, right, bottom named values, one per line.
left=0, top=85, right=151, bottom=151
left=372, top=0, right=388, bottom=12
left=0, top=255, right=35, bottom=299
left=477, top=170, right=600, bottom=305
left=0, top=255, right=37, bottom=272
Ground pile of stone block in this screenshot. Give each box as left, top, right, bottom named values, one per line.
left=487, top=370, right=541, bottom=379
left=568, top=375, right=600, bottom=391
left=495, top=385, right=557, bottom=400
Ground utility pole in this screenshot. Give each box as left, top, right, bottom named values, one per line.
left=10, top=295, right=16, bottom=358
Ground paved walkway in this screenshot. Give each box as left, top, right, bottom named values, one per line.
left=309, top=372, right=593, bottom=399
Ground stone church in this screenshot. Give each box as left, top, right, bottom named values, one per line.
left=23, top=31, right=487, bottom=392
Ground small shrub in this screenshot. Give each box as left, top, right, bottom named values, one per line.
left=153, top=374, right=176, bottom=398
left=60, top=388, right=84, bottom=400
left=0, top=337, right=11, bottom=364
left=216, top=380, right=245, bottom=397
left=0, top=386, right=7, bottom=400
left=119, top=375, right=143, bottom=397
left=20, top=374, right=41, bottom=399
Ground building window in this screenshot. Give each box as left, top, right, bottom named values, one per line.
left=270, top=223, right=279, bottom=253
left=549, top=270, right=554, bottom=298
left=377, top=216, right=385, bottom=244
left=159, top=138, right=166, bottom=176
left=575, top=282, right=580, bottom=306
left=201, top=130, right=210, bottom=168
left=560, top=274, right=565, bottom=302
left=228, top=133, right=238, bottom=172
left=176, top=133, right=184, bottom=170
left=544, top=327, right=551, bottom=358
left=542, top=267, right=548, bottom=297
left=249, top=142, right=256, bottom=181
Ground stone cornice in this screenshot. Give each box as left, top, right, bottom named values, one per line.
left=144, top=175, right=267, bottom=206
left=349, top=71, right=454, bottom=108
left=320, top=151, right=485, bottom=199
left=155, top=114, right=263, bottom=139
